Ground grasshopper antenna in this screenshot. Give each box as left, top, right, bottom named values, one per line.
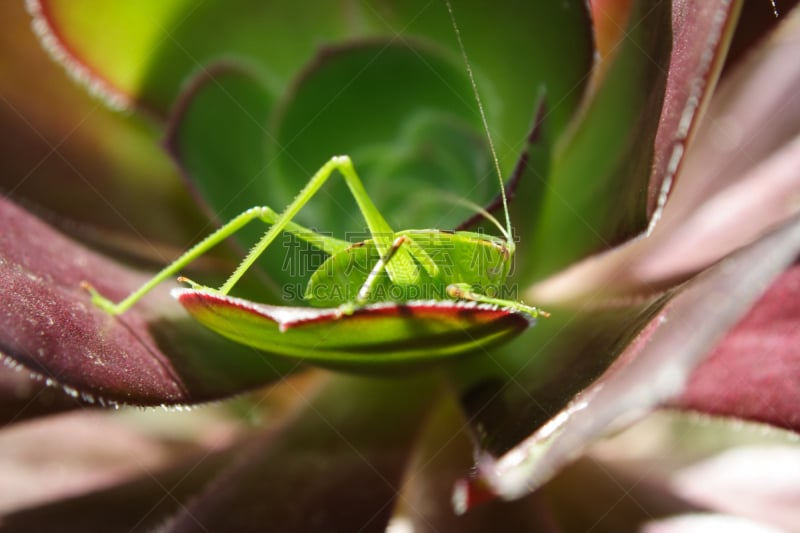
left=440, top=191, right=511, bottom=242
left=444, top=0, right=513, bottom=245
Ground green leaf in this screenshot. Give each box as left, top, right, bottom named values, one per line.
left=271, top=41, right=494, bottom=234
left=175, top=289, right=533, bottom=372
left=166, top=64, right=274, bottom=228
left=30, top=0, right=351, bottom=115
left=164, top=64, right=284, bottom=300
left=28, top=0, right=193, bottom=111
left=363, top=0, right=593, bottom=161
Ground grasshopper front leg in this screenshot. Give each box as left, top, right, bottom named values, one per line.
left=84, top=206, right=282, bottom=315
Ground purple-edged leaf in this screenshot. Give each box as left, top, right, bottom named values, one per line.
left=0, top=196, right=298, bottom=406
left=527, top=0, right=742, bottom=281
left=159, top=374, right=436, bottom=533
left=453, top=215, right=800, bottom=506
left=646, top=0, right=800, bottom=250
left=176, top=289, right=532, bottom=372
left=671, top=264, right=800, bottom=431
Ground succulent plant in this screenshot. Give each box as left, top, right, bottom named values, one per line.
left=1, top=0, right=798, bottom=530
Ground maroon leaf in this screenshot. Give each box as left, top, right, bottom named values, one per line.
left=647, top=0, right=743, bottom=217
left=0, top=196, right=296, bottom=407
left=671, top=263, right=800, bottom=430
left=455, top=215, right=800, bottom=506
left=644, top=1, right=800, bottom=268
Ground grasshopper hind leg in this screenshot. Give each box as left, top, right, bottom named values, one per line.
left=446, top=283, right=549, bottom=319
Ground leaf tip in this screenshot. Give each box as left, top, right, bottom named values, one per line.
left=25, top=0, right=132, bottom=111
left=451, top=474, right=498, bottom=515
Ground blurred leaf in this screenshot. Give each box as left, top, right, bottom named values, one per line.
left=590, top=0, right=635, bottom=59
left=31, top=1, right=593, bottom=227
left=27, top=0, right=192, bottom=112
left=451, top=300, right=661, bottom=456
left=271, top=41, right=494, bottom=234
left=164, top=64, right=283, bottom=299
left=527, top=0, right=673, bottom=279
left=159, top=374, right=437, bottom=532
left=530, top=6, right=800, bottom=302
left=0, top=364, right=81, bottom=425
left=0, top=197, right=299, bottom=406
left=723, top=0, right=800, bottom=72
left=165, top=64, right=274, bottom=230
left=672, top=263, right=800, bottom=431
left=541, top=459, right=700, bottom=532
left=29, top=0, right=351, bottom=115
left=0, top=414, right=235, bottom=532
left=582, top=412, right=800, bottom=531
left=364, top=0, right=593, bottom=160
left=454, top=215, right=800, bottom=504
left=528, top=0, right=744, bottom=281
left=392, top=394, right=560, bottom=531
left=0, top=2, right=204, bottom=260
left=668, top=445, right=800, bottom=531
left=643, top=514, right=786, bottom=533
left=32, top=0, right=592, bottom=156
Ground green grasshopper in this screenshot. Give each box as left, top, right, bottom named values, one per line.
left=84, top=1, right=547, bottom=361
